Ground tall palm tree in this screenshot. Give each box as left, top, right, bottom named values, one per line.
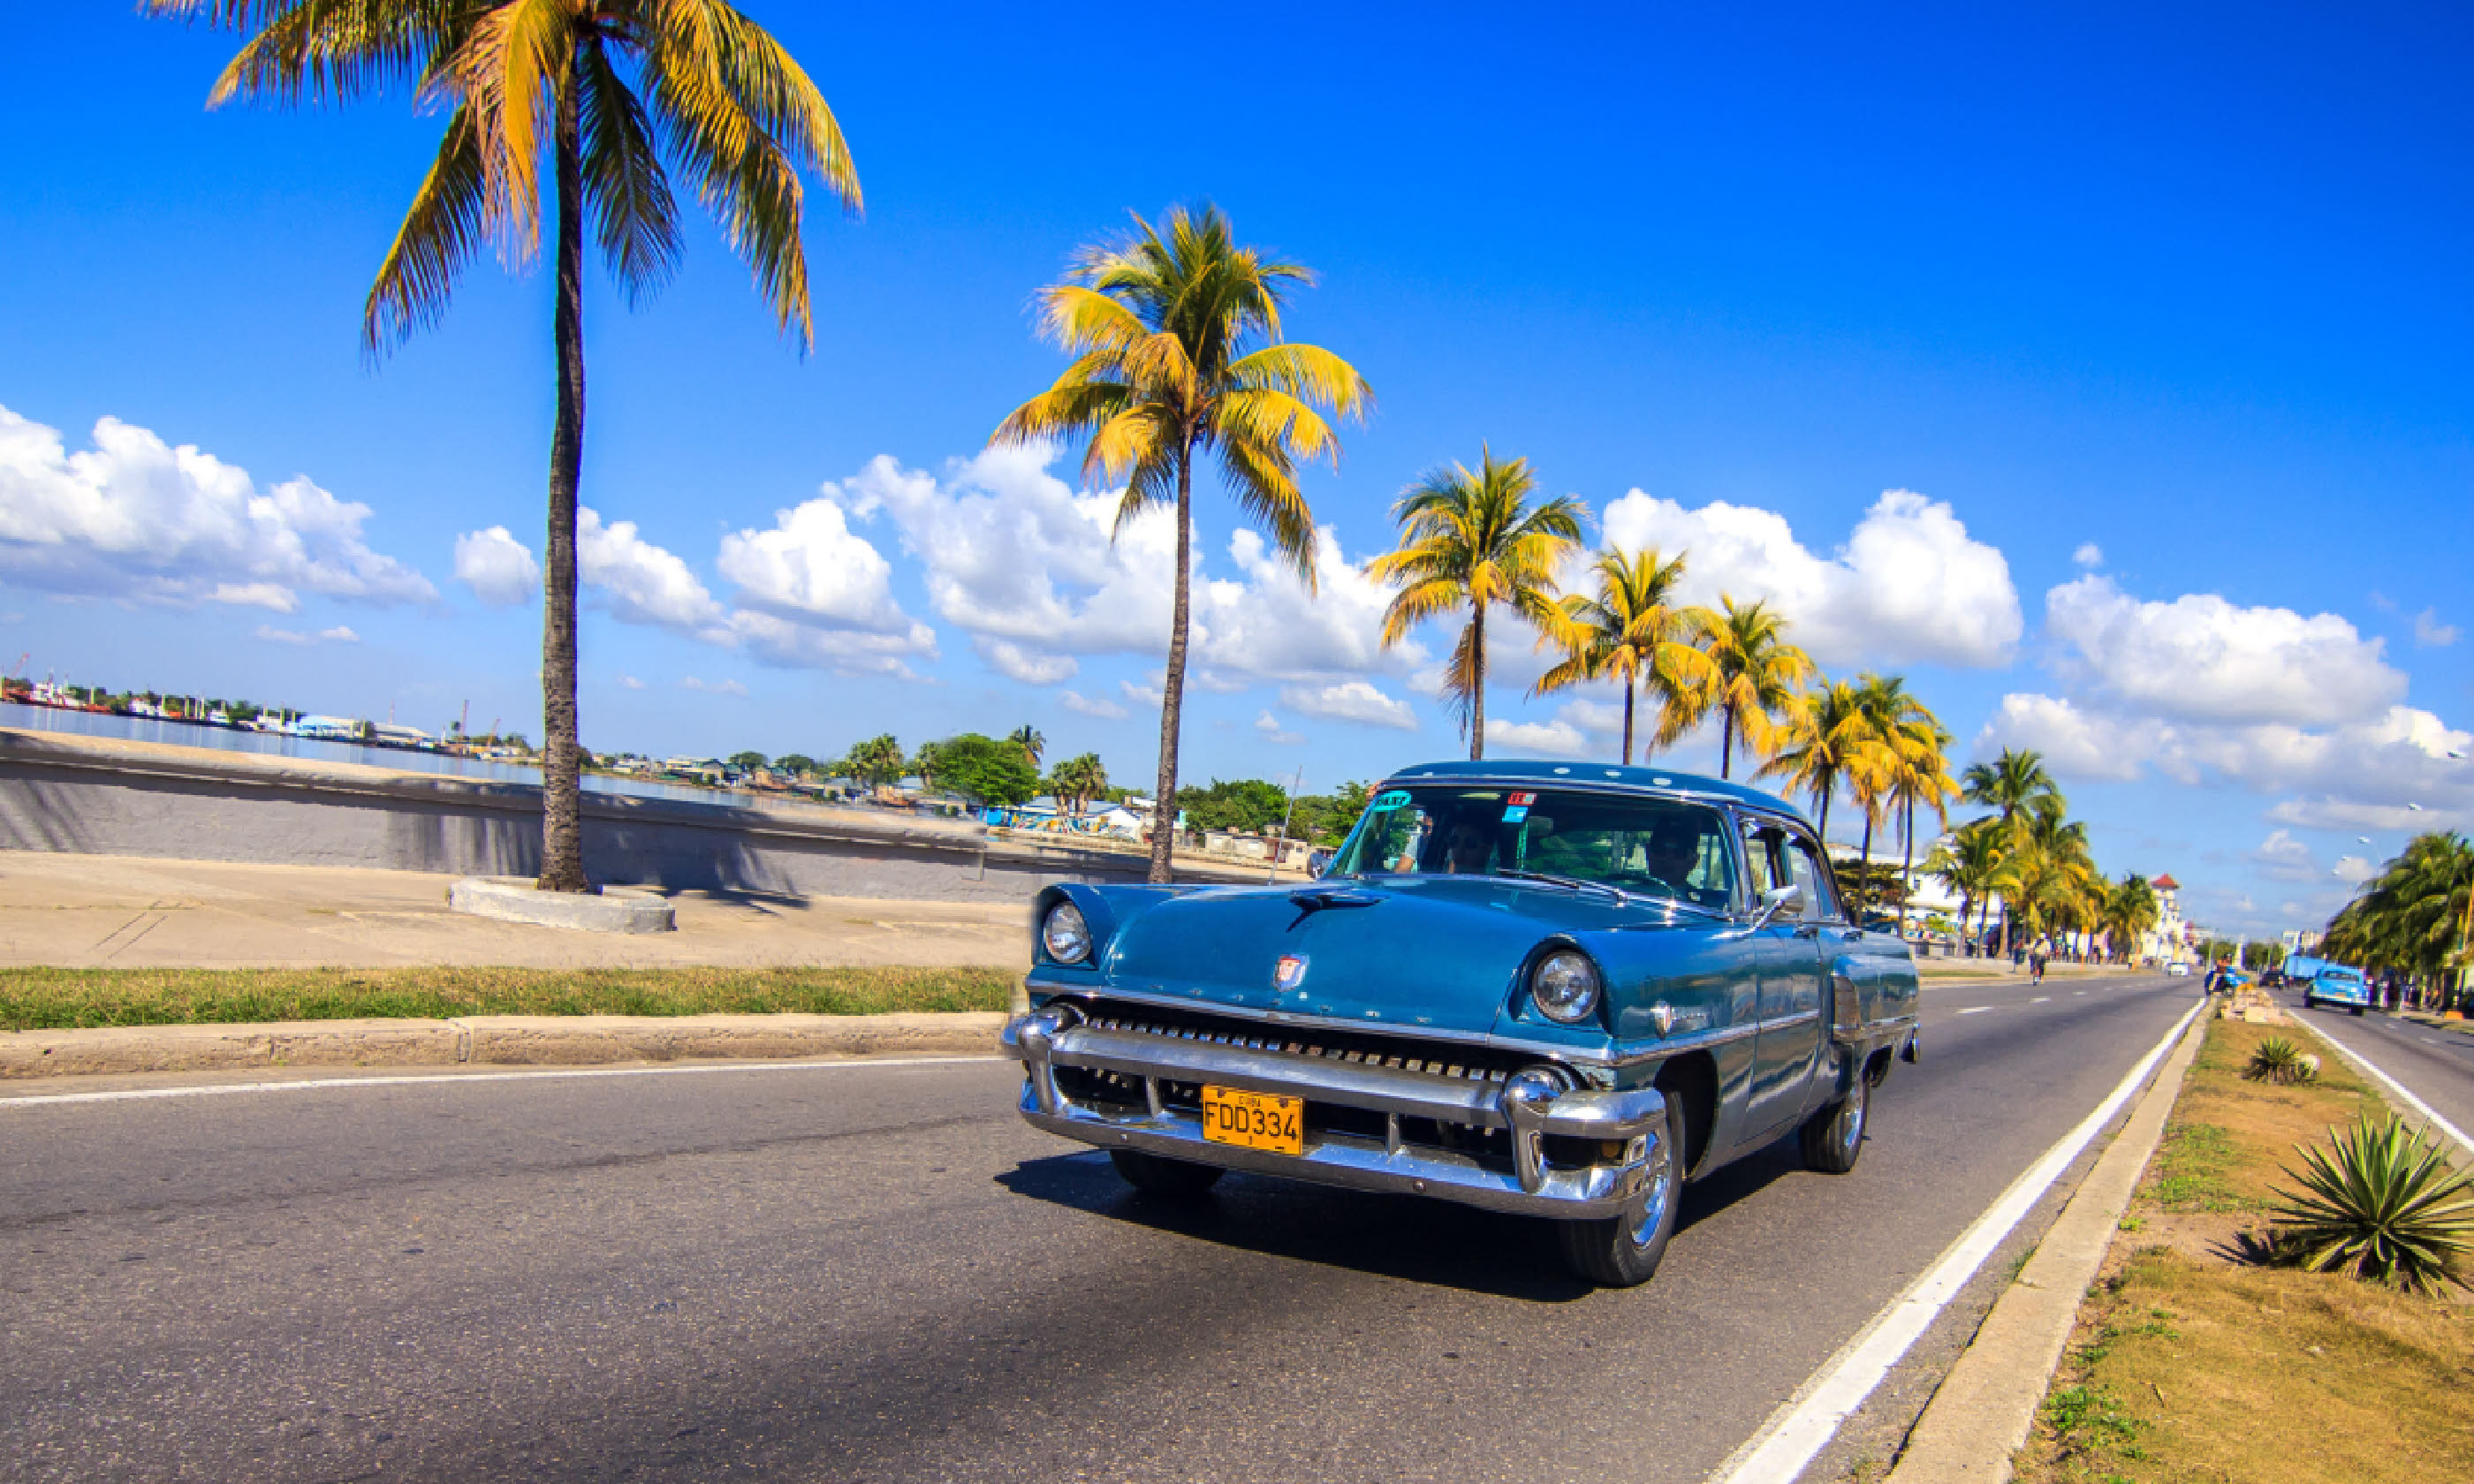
left=1009, top=725, right=1046, bottom=770
left=993, top=204, right=1370, bottom=884
left=1370, top=449, right=1585, bottom=760
left=2102, top=874, right=2159, bottom=965
left=2325, top=832, right=2474, bottom=998
left=1530, top=547, right=1711, bottom=765
left=1758, top=678, right=1868, bottom=844
left=1889, top=717, right=1958, bottom=916
left=1961, top=746, right=2065, bottom=953
left=1933, top=819, right=2008, bottom=954
left=1670, top=597, right=1814, bottom=779
left=1047, top=753, right=1108, bottom=816
left=154, top=0, right=861, bottom=894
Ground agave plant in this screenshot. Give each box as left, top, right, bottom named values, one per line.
left=2244, top=1037, right=2317, bottom=1086
left=2270, top=1116, right=2474, bottom=1292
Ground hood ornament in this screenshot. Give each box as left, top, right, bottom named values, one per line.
left=1274, top=955, right=1310, bottom=991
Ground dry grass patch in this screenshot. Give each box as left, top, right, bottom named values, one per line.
left=2019, top=1249, right=2474, bottom=1482
left=0, top=964, right=1015, bottom=1031
left=2014, top=1014, right=2474, bottom=1482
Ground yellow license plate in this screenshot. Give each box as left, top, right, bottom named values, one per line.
left=1200, top=1084, right=1304, bottom=1155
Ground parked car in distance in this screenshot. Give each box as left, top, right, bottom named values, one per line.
left=1000, top=760, right=1920, bottom=1286
left=2301, top=963, right=2373, bottom=1016
left=2166, top=962, right=2191, bottom=977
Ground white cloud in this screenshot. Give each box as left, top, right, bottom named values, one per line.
left=2413, top=608, right=2460, bottom=647
left=577, top=508, right=730, bottom=640
left=0, top=404, right=435, bottom=610
left=1060, top=688, right=1129, bottom=719
left=1485, top=716, right=1594, bottom=758
left=453, top=526, right=538, bottom=608
left=2072, top=542, right=2104, bottom=569
left=2043, top=575, right=2403, bottom=727
left=1120, top=677, right=1163, bottom=708
left=1973, top=693, right=2160, bottom=783
left=568, top=506, right=932, bottom=679
left=1253, top=710, right=1305, bottom=746
left=2249, top=829, right=2315, bottom=882
left=1279, top=680, right=1418, bottom=731
left=1598, top=487, right=2021, bottom=668
left=254, top=623, right=360, bottom=646
left=679, top=677, right=748, bottom=696
left=978, top=639, right=1078, bottom=685
left=831, top=445, right=1423, bottom=690
left=1982, top=693, right=2474, bottom=829
left=619, top=675, right=646, bottom=690
left=2331, top=854, right=2377, bottom=884
left=716, top=497, right=917, bottom=638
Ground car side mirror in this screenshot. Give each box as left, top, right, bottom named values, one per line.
left=1753, top=882, right=1804, bottom=929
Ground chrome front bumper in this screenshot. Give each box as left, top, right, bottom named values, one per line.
left=999, top=1012, right=1666, bottom=1218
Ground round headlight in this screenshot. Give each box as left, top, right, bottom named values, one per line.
left=1530, top=950, right=1602, bottom=1025
left=1040, top=900, right=1092, bottom=964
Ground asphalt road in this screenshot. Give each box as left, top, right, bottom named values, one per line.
left=1, top=973, right=2197, bottom=1484
left=2276, top=991, right=2474, bottom=1145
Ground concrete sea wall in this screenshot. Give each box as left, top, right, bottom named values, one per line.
left=0, top=729, right=1268, bottom=903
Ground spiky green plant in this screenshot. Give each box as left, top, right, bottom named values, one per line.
left=2244, top=1036, right=2317, bottom=1086
left=2270, top=1116, right=2474, bottom=1292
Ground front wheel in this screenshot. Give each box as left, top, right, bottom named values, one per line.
left=1557, top=1096, right=1685, bottom=1287
left=2350, top=1005, right=2365, bottom=1017
left=1109, top=1147, right=1225, bottom=1197
left=1800, top=1061, right=1870, bottom=1174
left=2303, top=996, right=2318, bottom=1011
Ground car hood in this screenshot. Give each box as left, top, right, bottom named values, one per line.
left=1097, top=876, right=1683, bottom=1034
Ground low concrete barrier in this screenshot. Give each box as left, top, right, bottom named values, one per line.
left=0, top=1011, right=1009, bottom=1079
left=0, top=729, right=1277, bottom=904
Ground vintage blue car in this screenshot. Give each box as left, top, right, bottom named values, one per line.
left=1000, top=759, right=1920, bottom=1285
left=2301, top=963, right=2373, bottom=1015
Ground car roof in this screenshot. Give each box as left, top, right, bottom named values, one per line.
left=1377, top=758, right=1813, bottom=827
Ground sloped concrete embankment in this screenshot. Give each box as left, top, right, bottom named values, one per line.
left=0, top=727, right=1271, bottom=905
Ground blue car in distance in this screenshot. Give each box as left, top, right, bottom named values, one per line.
left=2301, top=961, right=2374, bottom=1016
left=1001, top=759, right=1921, bottom=1286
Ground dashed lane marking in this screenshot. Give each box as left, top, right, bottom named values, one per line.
left=2031, top=996, right=2052, bottom=1004
left=1956, top=1007, right=1994, bottom=1015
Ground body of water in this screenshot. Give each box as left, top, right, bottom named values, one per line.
left=0, top=702, right=750, bottom=808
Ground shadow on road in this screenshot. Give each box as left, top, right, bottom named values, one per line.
left=994, top=1138, right=1807, bottom=1300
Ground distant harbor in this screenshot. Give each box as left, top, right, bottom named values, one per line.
left=0, top=701, right=750, bottom=808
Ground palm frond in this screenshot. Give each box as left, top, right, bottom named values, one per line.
left=575, top=34, right=680, bottom=298
left=363, top=102, right=490, bottom=352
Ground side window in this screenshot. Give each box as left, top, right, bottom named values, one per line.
left=1741, top=823, right=1782, bottom=897
left=1787, top=835, right=1843, bottom=921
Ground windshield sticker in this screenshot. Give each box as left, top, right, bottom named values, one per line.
left=1508, top=791, right=1537, bottom=806
left=1502, top=805, right=1530, bottom=823
left=1372, top=789, right=1412, bottom=808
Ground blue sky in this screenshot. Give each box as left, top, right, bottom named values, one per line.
left=3, top=2, right=2469, bottom=938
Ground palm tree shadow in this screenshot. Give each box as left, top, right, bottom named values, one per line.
left=996, top=1139, right=1804, bottom=1301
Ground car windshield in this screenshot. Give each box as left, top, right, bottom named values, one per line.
left=1328, top=784, right=1739, bottom=911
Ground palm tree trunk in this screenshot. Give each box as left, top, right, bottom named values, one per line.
left=1468, top=606, right=1486, bottom=761
left=1900, top=797, right=1914, bottom=928
left=1149, top=444, right=1194, bottom=884
left=1620, top=684, right=1635, bottom=767
left=1815, top=779, right=1830, bottom=844
left=1857, top=810, right=1873, bottom=914
left=1719, top=709, right=1734, bottom=779
left=536, top=69, right=588, bottom=895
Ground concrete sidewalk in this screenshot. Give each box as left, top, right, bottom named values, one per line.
left=0, top=852, right=1030, bottom=970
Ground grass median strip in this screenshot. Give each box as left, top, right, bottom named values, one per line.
left=0, top=965, right=1017, bottom=1031
left=2012, top=1015, right=2474, bottom=1483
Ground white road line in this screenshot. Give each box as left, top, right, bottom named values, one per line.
left=0, top=1056, right=1008, bottom=1109
left=1705, top=996, right=2205, bottom=1484
left=1956, top=1007, right=1995, bottom=1015
left=2074, top=992, right=2086, bottom=997
left=2031, top=996, right=2052, bottom=1004
left=2300, top=1023, right=2474, bottom=1160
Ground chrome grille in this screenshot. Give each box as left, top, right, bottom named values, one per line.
left=1074, top=1002, right=1518, bottom=1084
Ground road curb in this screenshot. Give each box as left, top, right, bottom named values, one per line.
left=1883, top=1003, right=2207, bottom=1484
left=0, top=1011, right=1008, bottom=1079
